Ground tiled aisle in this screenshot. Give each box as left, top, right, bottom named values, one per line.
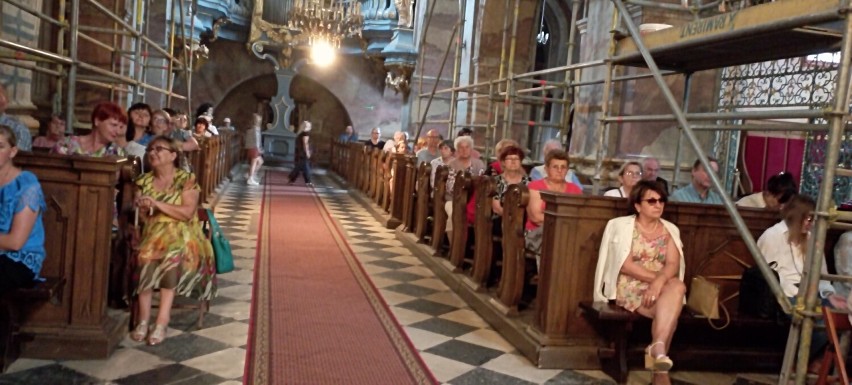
left=0, top=167, right=772, bottom=384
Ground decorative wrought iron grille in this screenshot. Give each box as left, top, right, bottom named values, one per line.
left=715, top=54, right=845, bottom=203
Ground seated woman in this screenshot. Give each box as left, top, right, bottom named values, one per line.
left=51, top=102, right=127, bottom=157
left=757, top=194, right=845, bottom=363
left=127, top=103, right=152, bottom=145
left=604, top=161, right=643, bottom=198
left=525, top=150, right=582, bottom=260
left=487, top=138, right=520, bottom=176
left=737, top=171, right=797, bottom=210
left=0, top=126, right=47, bottom=296
left=593, top=180, right=685, bottom=385
left=492, top=145, right=529, bottom=218
left=131, top=136, right=217, bottom=345
left=33, top=114, right=66, bottom=151
left=193, top=117, right=212, bottom=139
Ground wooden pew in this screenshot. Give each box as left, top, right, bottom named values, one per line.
left=14, top=153, right=130, bottom=360
left=430, top=166, right=449, bottom=254
left=381, top=152, right=392, bottom=212
left=398, top=155, right=417, bottom=232
left=467, top=176, right=496, bottom=291
left=413, top=162, right=432, bottom=243
left=449, top=171, right=472, bottom=271
left=493, top=184, right=529, bottom=316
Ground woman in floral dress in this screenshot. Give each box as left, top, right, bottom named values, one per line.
left=131, top=136, right=216, bottom=345
left=593, top=180, right=686, bottom=385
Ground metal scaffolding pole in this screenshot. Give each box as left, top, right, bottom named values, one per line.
left=501, top=0, right=522, bottom=140
left=414, top=23, right=460, bottom=141
left=448, top=0, right=466, bottom=138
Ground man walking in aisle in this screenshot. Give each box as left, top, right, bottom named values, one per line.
left=288, top=121, right=313, bottom=186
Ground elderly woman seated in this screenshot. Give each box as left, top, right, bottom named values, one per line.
left=593, top=180, right=686, bottom=385
left=604, top=161, right=643, bottom=199
left=524, top=150, right=582, bottom=261
left=131, top=136, right=217, bottom=345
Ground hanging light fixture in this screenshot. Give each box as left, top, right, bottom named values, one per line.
left=287, top=0, right=364, bottom=49
left=535, top=0, right=549, bottom=45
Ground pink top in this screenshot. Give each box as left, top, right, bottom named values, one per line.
left=525, top=179, right=582, bottom=230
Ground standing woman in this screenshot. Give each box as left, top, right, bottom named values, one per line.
left=604, top=161, right=644, bottom=198
left=594, top=180, right=686, bottom=385
left=0, top=125, right=47, bottom=296
left=288, top=121, right=312, bottom=186
left=245, top=114, right=264, bottom=186
left=132, top=136, right=217, bottom=345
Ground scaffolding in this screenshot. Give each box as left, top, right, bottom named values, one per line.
left=0, top=0, right=195, bottom=128
left=413, top=0, right=852, bottom=384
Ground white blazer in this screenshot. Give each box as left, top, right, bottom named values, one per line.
left=593, top=215, right=686, bottom=302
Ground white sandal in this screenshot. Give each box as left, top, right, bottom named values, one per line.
left=130, top=320, right=149, bottom=342
left=147, top=324, right=167, bottom=346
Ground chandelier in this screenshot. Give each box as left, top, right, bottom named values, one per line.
left=287, top=0, right=363, bottom=49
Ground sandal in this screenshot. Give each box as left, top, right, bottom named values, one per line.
left=130, top=320, right=149, bottom=342
left=147, top=324, right=167, bottom=346
left=644, top=341, right=673, bottom=372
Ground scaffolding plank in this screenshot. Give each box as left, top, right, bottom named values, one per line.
left=613, top=0, right=848, bottom=72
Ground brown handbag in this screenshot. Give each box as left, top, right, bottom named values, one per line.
left=687, top=275, right=736, bottom=330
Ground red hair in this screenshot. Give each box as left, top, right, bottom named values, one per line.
left=91, top=102, right=128, bottom=126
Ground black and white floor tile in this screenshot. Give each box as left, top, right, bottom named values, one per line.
left=0, top=166, right=776, bottom=385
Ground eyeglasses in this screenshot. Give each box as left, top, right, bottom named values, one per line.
left=624, top=171, right=643, bottom=178
left=642, top=197, right=667, bottom=205
left=146, top=145, right=174, bottom=153
left=153, top=117, right=169, bottom=124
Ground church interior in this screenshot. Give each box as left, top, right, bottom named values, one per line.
left=0, top=0, right=852, bottom=384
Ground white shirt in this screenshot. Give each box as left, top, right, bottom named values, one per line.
left=757, top=221, right=835, bottom=298
left=834, top=231, right=852, bottom=297
left=125, top=141, right=147, bottom=171
left=737, top=192, right=766, bottom=208
left=603, top=187, right=627, bottom=198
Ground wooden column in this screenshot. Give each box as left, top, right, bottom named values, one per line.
left=16, top=154, right=128, bottom=360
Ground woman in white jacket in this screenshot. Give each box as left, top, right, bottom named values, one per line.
left=594, top=180, right=686, bottom=385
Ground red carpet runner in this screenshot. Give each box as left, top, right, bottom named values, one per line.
left=245, top=171, right=436, bottom=384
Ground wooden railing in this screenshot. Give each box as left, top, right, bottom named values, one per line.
left=328, top=141, right=827, bottom=373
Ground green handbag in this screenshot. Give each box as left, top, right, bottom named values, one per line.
left=205, top=209, right=234, bottom=274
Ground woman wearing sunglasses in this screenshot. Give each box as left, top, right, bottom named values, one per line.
left=131, top=136, right=217, bottom=345
left=594, top=180, right=685, bottom=385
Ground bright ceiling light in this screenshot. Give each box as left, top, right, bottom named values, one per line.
left=310, top=40, right=336, bottom=67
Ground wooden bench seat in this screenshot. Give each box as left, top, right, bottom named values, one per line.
left=1, top=277, right=66, bottom=372
left=579, top=300, right=788, bottom=383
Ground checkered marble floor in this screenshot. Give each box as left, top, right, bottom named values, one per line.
left=0, top=166, right=773, bottom=385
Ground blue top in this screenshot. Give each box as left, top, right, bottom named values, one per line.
left=0, top=171, right=46, bottom=279
left=670, top=183, right=724, bottom=204
left=137, top=133, right=154, bottom=146
left=338, top=133, right=359, bottom=143
left=0, top=114, right=32, bottom=151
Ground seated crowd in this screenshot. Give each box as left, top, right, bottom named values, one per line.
left=342, top=126, right=845, bottom=384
